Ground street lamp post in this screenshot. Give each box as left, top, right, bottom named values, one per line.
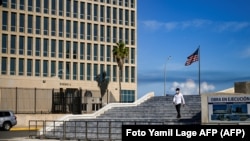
left=164, top=56, right=171, bottom=96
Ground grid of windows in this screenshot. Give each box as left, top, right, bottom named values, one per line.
left=0, top=0, right=137, bottom=102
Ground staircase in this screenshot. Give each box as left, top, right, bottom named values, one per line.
left=37, top=94, right=201, bottom=140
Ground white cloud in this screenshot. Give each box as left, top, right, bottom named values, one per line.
left=170, top=79, right=215, bottom=95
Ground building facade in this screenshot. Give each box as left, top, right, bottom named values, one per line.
left=0, top=0, right=137, bottom=107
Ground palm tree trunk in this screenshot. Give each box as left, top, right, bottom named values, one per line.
left=119, top=68, right=122, bottom=102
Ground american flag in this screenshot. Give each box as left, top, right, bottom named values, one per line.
left=185, top=48, right=199, bottom=66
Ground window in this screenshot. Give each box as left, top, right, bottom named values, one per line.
left=19, top=14, right=25, bottom=32
left=58, top=40, right=64, bottom=58
left=87, top=23, right=91, bottom=40
left=51, top=39, right=56, bottom=57
left=131, top=11, right=135, bottom=26
left=113, top=27, right=117, bottom=43
left=2, top=34, right=8, bottom=53
left=119, top=9, right=123, bottom=25
left=94, top=4, right=98, bottom=21
left=2, top=11, right=8, bottom=30
left=125, top=10, right=129, bottom=25
left=19, top=36, right=24, bottom=55
left=35, top=38, right=41, bottom=56
left=94, top=24, right=98, bottom=41
left=73, top=42, right=78, bottom=59
left=59, top=1, right=64, bottom=16
left=100, top=45, right=104, bottom=61
left=19, top=58, right=24, bottom=75
left=107, top=26, right=111, bottom=42
left=51, top=18, right=56, bottom=36
left=80, top=2, right=85, bottom=19
left=100, top=25, right=104, bottom=41
left=73, top=1, right=78, bottom=18
left=27, top=37, right=33, bottom=56
left=107, top=65, right=111, bottom=81
left=43, top=17, right=48, bottom=35
left=87, top=63, right=91, bottom=80
left=73, top=21, right=78, bottom=39
left=113, top=65, right=117, bottom=82
left=43, top=39, right=48, bottom=57
left=19, top=0, right=25, bottom=10
left=131, top=48, right=135, bottom=64
left=119, top=28, right=123, bottom=42
left=94, top=64, right=98, bottom=80
left=100, top=6, right=104, bottom=22
left=66, top=20, right=71, bottom=38
left=44, top=0, right=48, bottom=13
left=106, top=6, right=111, bottom=23
left=51, top=0, right=56, bottom=15
left=87, top=3, right=92, bottom=20
left=131, top=29, right=135, bottom=45
left=11, top=0, right=16, bottom=9
left=93, top=44, right=98, bottom=61
left=43, top=60, right=48, bottom=77
left=80, top=22, right=85, bottom=39
left=66, top=41, right=71, bottom=58
left=11, top=35, right=16, bottom=54
left=58, top=61, right=63, bottom=79
left=51, top=61, right=56, bottom=77
left=80, top=63, right=85, bottom=80
left=125, top=28, right=129, bottom=44
left=66, top=62, right=71, bottom=80
left=73, top=62, right=77, bottom=80
left=10, top=58, right=16, bottom=75
left=87, top=43, right=91, bottom=60
left=28, top=15, right=33, bottom=33
left=125, top=66, right=129, bottom=82
left=131, top=0, right=135, bottom=8
left=113, top=8, right=117, bottom=24
left=131, top=67, right=135, bottom=82
left=36, top=16, right=41, bottom=34
left=1, top=57, right=7, bottom=75
left=11, top=12, right=16, bottom=31
left=59, top=19, right=64, bottom=37
left=28, top=0, right=33, bottom=11
left=36, top=0, right=41, bottom=12
left=35, top=60, right=40, bottom=76
left=27, top=59, right=32, bottom=76
left=106, top=45, right=111, bottom=62
left=2, top=0, right=8, bottom=7
left=80, top=43, right=85, bottom=60
left=66, top=0, right=71, bottom=17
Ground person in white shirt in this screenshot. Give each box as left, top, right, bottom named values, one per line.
left=173, top=88, right=185, bottom=118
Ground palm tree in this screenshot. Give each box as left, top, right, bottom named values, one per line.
left=112, top=41, right=129, bottom=102
left=95, top=71, right=109, bottom=105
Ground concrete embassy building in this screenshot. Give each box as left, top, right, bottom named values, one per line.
left=0, top=0, right=137, bottom=112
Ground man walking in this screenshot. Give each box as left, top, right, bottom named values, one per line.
left=173, top=88, right=185, bottom=118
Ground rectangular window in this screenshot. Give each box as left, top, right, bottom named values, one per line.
left=94, top=64, right=98, bottom=80
left=100, top=6, right=104, bottom=22
left=10, top=58, right=16, bottom=75
left=1, top=57, right=7, bottom=75
left=66, top=0, right=71, bottom=17
left=87, top=3, right=92, bottom=20
left=87, top=43, right=91, bottom=60
left=106, top=45, right=111, bottom=62
left=94, top=4, right=98, bottom=21
left=44, top=0, right=48, bottom=13
left=28, top=0, right=33, bottom=11
left=2, top=34, right=8, bottom=53
left=80, top=63, right=84, bottom=80
left=125, top=10, right=129, bottom=25
left=66, top=20, right=71, bottom=38
left=87, top=23, right=91, bottom=40
left=51, top=39, right=56, bottom=57
left=119, top=9, right=123, bottom=25
left=36, top=16, right=41, bottom=34
left=66, top=41, right=71, bottom=58
left=43, top=60, right=48, bottom=77
left=107, top=65, right=111, bottom=81
left=80, top=22, right=85, bottom=39
left=73, top=21, right=78, bottom=39
left=107, top=26, right=111, bottom=42
left=59, top=19, right=64, bottom=37
left=11, top=12, right=16, bottom=31
left=94, top=24, right=98, bottom=41
left=73, top=62, right=77, bottom=80
left=113, top=7, right=117, bottom=24
left=11, top=0, right=16, bottom=9
left=2, top=0, right=8, bottom=7
left=27, top=37, right=33, bottom=56
left=106, top=6, right=111, bottom=23
left=113, top=65, right=117, bottom=82
left=80, top=43, right=85, bottom=60
left=73, top=1, right=78, bottom=18
left=35, top=38, right=40, bottom=56
left=19, top=0, right=25, bottom=10
left=100, top=45, right=104, bottom=61
left=66, top=62, right=71, bottom=80
left=35, top=60, right=40, bottom=76
left=28, top=15, right=33, bottom=33
left=51, top=0, right=56, bottom=15
left=2, top=11, right=8, bottom=30
left=51, top=18, right=56, bottom=36
left=119, top=28, right=123, bottom=42
left=51, top=61, right=56, bottom=77
left=19, top=36, right=24, bottom=55
left=36, top=0, right=41, bottom=12
left=100, top=25, right=104, bottom=41
left=125, top=66, right=129, bottom=82
left=113, top=27, right=117, bottom=43
left=18, top=58, right=24, bottom=75
left=80, top=2, right=85, bottom=19
left=43, top=17, right=48, bottom=35
left=11, top=35, right=16, bottom=54
left=131, top=11, right=135, bottom=26
left=125, top=28, right=129, bottom=44
left=43, top=39, right=48, bottom=57
left=87, top=63, right=91, bottom=80
left=59, top=0, right=64, bottom=16
left=58, top=61, right=63, bottom=79
left=19, top=14, right=25, bottom=32
left=73, top=42, right=78, bottom=59
left=131, top=67, right=135, bottom=82
left=93, top=44, right=98, bottom=61
left=131, top=48, right=135, bottom=64
left=131, top=29, right=135, bottom=45
left=58, top=40, right=64, bottom=58
left=27, top=59, right=32, bottom=76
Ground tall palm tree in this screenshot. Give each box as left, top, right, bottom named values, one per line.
left=112, top=41, right=129, bottom=102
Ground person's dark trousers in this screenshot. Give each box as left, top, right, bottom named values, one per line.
left=175, top=104, right=181, bottom=118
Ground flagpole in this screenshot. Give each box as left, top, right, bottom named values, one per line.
left=198, top=46, right=200, bottom=95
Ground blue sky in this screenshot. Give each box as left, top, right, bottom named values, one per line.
left=136, top=0, right=250, bottom=98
